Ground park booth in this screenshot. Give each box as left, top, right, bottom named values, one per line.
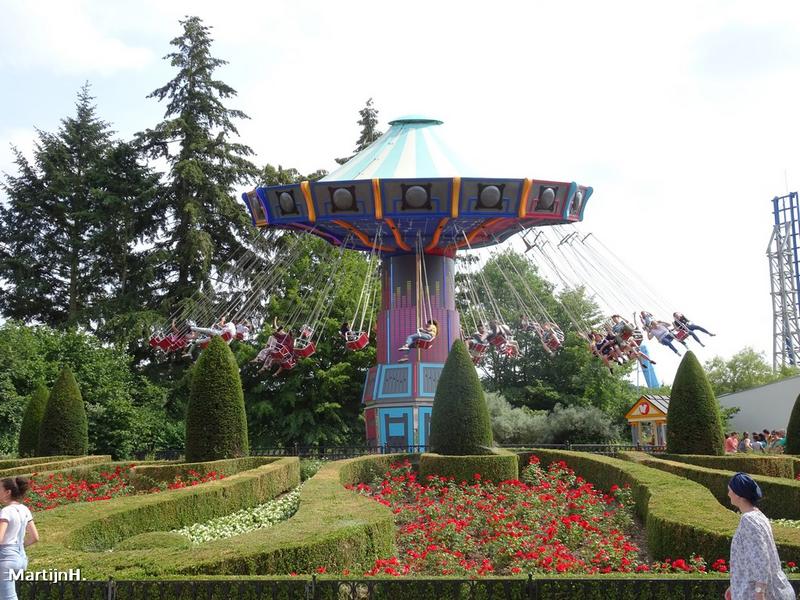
left=625, top=395, right=669, bottom=447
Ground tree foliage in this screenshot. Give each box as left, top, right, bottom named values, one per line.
left=429, top=340, right=493, bottom=455
left=0, top=85, right=159, bottom=332
left=335, top=98, right=382, bottom=165
left=38, top=368, right=88, bottom=456
left=136, top=16, right=259, bottom=304
left=666, top=352, right=725, bottom=455
left=704, top=347, right=798, bottom=396
left=18, top=384, right=49, bottom=457
left=185, top=336, right=249, bottom=461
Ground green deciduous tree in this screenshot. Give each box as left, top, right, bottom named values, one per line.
left=38, top=368, right=88, bottom=456
left=666, top=352, right=725, bottom=455
left=185, top=336, right=249, bottom=461
left=429, top=340, right=493, bottom=455
left=704, top=347, right=798, bottom=396
left=137, top=16, right=259, bottom=304
left=18, top=384, right=49, bottom=457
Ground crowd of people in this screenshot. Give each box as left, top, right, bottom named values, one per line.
left=724, top=430, right=788, bottom=453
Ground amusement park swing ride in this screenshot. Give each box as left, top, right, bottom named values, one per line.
left=148, top=116, right=714, bottom=448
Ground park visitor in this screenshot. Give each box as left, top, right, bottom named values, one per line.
left=726, top=472, right=795, bottom=600
left=0, top=477, right=38, bottom=600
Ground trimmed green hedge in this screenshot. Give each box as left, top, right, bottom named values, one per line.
left=0, top=455, right=111, bottom=477
left=38, top=367, right=88, bottom=456
left=18, top=385, right=49, bottom=457
left=662, top=453, right=796, bottom=479
left=27, top=454, right=407, bottom=578
left=516, top=449, right=800, bottom=564
left=419, top=450, right=519, bottom=483
left=0, top=456, right=74, bottom=470
left=622, top=452, right=800, bottom=520
left=128, top=457, right=275, bottom=491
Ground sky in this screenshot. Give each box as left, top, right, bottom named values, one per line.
left=2, top=0, right=800, bottom=385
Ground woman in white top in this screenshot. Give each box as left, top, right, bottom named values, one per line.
left=0, top=477, right=38, bottom=600
left=725, top=472, right=795, bottom=600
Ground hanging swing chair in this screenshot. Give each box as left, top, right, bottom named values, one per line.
left=345, top=231, right=382, bottom=352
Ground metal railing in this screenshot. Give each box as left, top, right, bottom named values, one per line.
left=18, top=576, right=798, bottom=600
left=150, top=443, right=665, bottom=461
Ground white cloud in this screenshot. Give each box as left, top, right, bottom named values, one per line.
left=0, top=0, right=153, bottom=75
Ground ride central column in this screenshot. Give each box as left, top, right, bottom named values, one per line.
left=362, top=253, right=460, bottom=449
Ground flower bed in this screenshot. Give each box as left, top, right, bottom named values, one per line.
left=24, top=465, right=223, bottom=510
left=173, top=487, right=300, bottom=544
left=349, top=456, right=736, bottom=577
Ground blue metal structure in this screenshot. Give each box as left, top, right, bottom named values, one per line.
left=769, top=192, right=800, bottom=369
left=773, top=193, right=800, bottom=318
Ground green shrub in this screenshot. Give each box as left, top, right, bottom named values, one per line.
left=517, top=449, right=800, bottom=564
left=429, top=340, right=492, bottom=455
left=662, top=453, right=796, bottom=479
left=419, top=450, right=518, bottom=483
left=128, top=457, right=273, bottom=490
left=622, top=452, right=800, bottom=520
left=0, top=456, right=74, bottom=470
left=38, top=367, right=88, bottom=457
left=185, top=337, right=249, bottom=462
left=788, top=392, right=800, bottom=455
left=18, top=384, right=49, bottom=457
left=666, top=352, right=724, bottom=455
left=0, top=455, right=110, bottom=478
left=115, top=531, right=192, bottom=551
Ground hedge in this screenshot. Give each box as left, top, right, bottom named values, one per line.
left=662, top=453, right=796, bottom=479
left=0, top=455, right=111, bottom=478
left=128, top=457, right=276, bottom=491
left=16, top=575, right=785, bottom=600
left=38, top=367, right=88, bottom=456
left=18, top=384, right=49, bottom=457
left=28, top=456, right=297, bottom=573
left=621, top=452, right=800, bottom=520
left=788, top=392, right=800, bottom=455
left=516, top=449, right=800, bottom=564
left=0, top=456, right=74, bottom=470
left=185, top=337, right=249, bottom=462
left=429, top=340, right=493, bottom=455
left=27, top=454, right=407, bottom=578
left=419, top=450, right=519, bottom=483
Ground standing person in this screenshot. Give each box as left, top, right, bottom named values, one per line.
left=725, top=472, right=795, bottom=600
left=0, top=477, right=38, bottom=600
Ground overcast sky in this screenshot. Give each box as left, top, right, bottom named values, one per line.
left=2, top=0, right=800, bottom=385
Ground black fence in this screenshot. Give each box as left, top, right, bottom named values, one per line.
left=149, top=443, right=666, bottom=461
left=17, top=576, right=796, bottom=600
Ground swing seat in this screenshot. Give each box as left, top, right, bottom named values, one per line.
left=157, top=337, right=173, bottom=352
left=198, top=339, right=210, bottom=350
left=235, top=332, right=245, bottom=341
left=546, top=337, right=562, bottom=352
left=269, top=344, right=292, bottom=360
left=413, top=338, right=435, bottom=350
left=294, top=340, right=316, bottom=359
left=220, top=330, right=233, bottom=342
left=471, top=353, right=485, bottom=365
left=167, top=337, right=187, bottom=352
left=502, top=344, right=519, bottom=357
left=346, top=331, right=369, bottom=351
left=149, top=335, right=161, bottom=349
left=489, top=334, right=506, bottom=347
left=300, top=325, right=313, bottom=339
left=280, top=356, right=297, bottom=370
left=674, top=328, right=690, bottom=341
left=469, top=341, right=489, bottom=353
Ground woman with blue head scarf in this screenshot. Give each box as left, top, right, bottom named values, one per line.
left=725, top=472, right=795, bottom=600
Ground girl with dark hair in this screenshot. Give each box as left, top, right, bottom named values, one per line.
left=0, top=477, right=38, bottom=600
left=725, top=473, right=795, bottom=600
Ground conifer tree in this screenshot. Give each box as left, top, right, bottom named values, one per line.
left=786, top=392, right=800, bottom=455
left=18, top=384, right=49, bottom=457
left=137, top=16, right=260, bottom=303
left=429, top=340, right=494, bottom=455
left=38, top=368, right=88, bottom=456
left=335, top=98, right=382, bottom=165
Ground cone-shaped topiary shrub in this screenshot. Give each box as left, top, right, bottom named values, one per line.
left=38, top=368, right=88, bottom=456
left=787, top=393, right=800, bottom=455
left=18, top=384, right=49, bottom=457
left=666, top=351, right=724, bottom=455
left=185, top=336, right=249, bottom=462
left=429, top=340, right=493, bottom=455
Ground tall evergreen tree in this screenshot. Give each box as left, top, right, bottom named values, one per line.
left=38, top=367, right=88, bottom=456
left=0, top=85, right=112, bottom=327
left=136, top=16, right=259, bottom=304
left=335, top=98, right=382, bottom=165
left=18, top=384, right=49, bottom=457
left=0, top=86, right=159, bottom=333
